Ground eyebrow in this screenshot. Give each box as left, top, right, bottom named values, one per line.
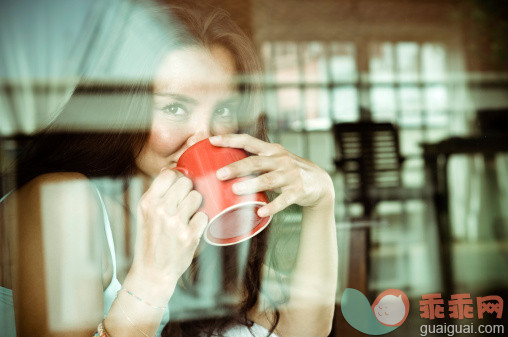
left=154, top=92, right=242, bottom=106
left=217, top=95, right=242, bottom=105
left=154, top=93, right=199, bottom=105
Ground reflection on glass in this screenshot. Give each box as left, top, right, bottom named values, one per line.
left=425, top=85, right=449, bottom=126
left=302, top=41, right=327, bottom=83
left=369, top=42, right=395, bottom=82
left=263, top=87, right=279, bottom=130
left=425, top=85, right=448, bottom=110
left=332, top=86, right=358, bottom=121
left=399, top=87, right=422, bottom=127
left=273, top=42, right=299, bottom=83
left=261, top=42, right=275, bottom=85
left=329, top=42, right=357, bottom=82
left=304, top=88, right=330, bottom=128
left=422, top=43, right=447, bottom=81
left=277, top=87, right=301, bottom=128
left=400, top=86, right=421, bottom=110
left=396, top=42, right=419, bottom=82
left=371, top=87, right=396, bottom=121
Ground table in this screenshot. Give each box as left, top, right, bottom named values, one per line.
left=421, top=135, right=508, bottom=296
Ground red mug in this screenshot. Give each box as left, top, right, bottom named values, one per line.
left=174, top=138, right=272, bottom=246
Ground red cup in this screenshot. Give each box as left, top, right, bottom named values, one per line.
left=174, top=138, right=272, bottom=246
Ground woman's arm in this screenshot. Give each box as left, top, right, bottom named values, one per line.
left=277, top=199, right=337, bottom=336
left=9, top=170, right=207, bottom=336
left=209, top=134, right=338, bottom=337
left=10, top=173, right=104, bottom=336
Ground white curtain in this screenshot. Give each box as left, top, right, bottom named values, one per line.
left=0, top=0, right=179, bottom=135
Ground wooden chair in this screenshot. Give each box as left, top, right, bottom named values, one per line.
left=333, top=122, right=407, bottom=218
left=330, top=121, right=426, bottom=336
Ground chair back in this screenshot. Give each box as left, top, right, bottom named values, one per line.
left=332, top=122, right=404, bottom=212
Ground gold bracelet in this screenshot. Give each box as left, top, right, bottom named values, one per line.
left=96, top=322, right=109, bottom=337
left=120, top=287, right=167, bottom=311
left=116, top=296, right=152, bottom=337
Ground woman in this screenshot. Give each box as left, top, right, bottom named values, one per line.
left=0, top=1, right=337, bottom=336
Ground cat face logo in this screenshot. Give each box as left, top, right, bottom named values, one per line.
left=342, top=288, right=410, bottom=335
left=372, top=289, right=410, bottom=326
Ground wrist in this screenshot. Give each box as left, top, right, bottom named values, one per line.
left=123, top=270, right=177, bottom=306
left=305, top=193, right=335, bottom=214
left=307, top=173, right=335, bottom=211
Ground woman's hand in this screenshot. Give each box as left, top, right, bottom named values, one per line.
left=127, top=169, right=208, bottom=301
left=209, top=134, right=335, bottom=218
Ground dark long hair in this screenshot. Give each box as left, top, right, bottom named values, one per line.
left=7, top=1, right=280, bottom=336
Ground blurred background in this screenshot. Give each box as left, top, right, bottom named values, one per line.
left=243, top=1, right=508, bottom=335
left=1, top=0, right=507, bottom=336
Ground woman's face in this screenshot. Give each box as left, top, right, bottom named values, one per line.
left=135, top=45, right=240, bottom=177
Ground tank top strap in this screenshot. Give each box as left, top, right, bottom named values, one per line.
left=91, top=184, right=123, bottom=315
left=92, top=185, right=118, bottom=282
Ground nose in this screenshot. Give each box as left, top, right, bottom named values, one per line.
left=186, top=120, right=212, bottom=147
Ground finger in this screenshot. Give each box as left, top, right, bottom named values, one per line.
left=209, top=134, right=284, bottom=156
left=231, top=171, right=287, bottom=195
left=159, top=176, right=193, bottom=212
left=146, top=168, right=179, bottom=199
left=189, top=211, right=208, bottom=239
left=257, top=193, right=295, bottom=217
left=178, top=190, right=203, bottom=223
left=216, top=155, right=278, bottom=180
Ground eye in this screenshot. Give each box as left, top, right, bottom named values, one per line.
left=214, top=106, right=234, bottom=119
left=162, top=103, right=187, bottom=117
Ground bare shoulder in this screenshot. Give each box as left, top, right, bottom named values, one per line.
left=21, top=171, right=92, bottom=191
left=2, top=172, right=101, bottom=227
left=17, top=172, right=97, bottom=201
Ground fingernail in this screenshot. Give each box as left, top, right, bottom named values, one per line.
left=232, top=183, right=244, bottom=194
left=258, top=207, right=268, bottom=217
left=209, top=136, right=221, bottom=144
left=160, top=167, right=169, bottom=173
left=216, top=167, right=229, bottom=180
